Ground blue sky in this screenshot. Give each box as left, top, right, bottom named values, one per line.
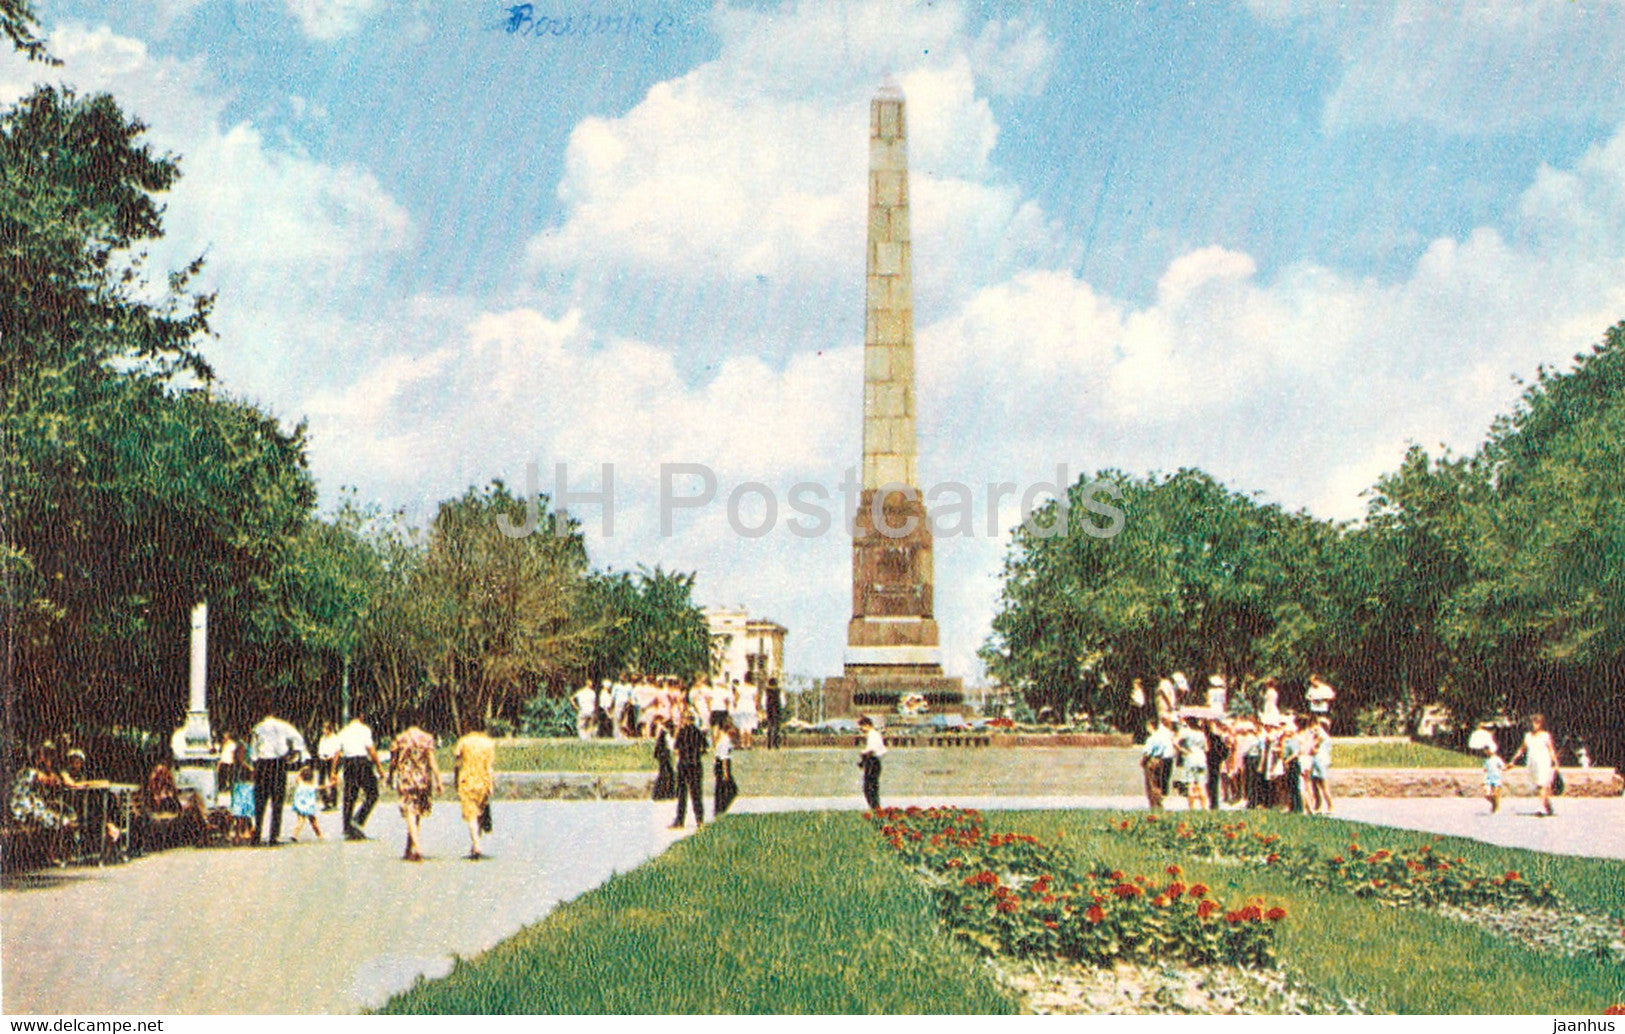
left=8, top=0, right=1625, bottom=680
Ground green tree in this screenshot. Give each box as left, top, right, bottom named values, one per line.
left=2, top=14, right=316, bottom=742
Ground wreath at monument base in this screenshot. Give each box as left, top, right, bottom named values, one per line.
left=898, top=692, right=929, bottom=716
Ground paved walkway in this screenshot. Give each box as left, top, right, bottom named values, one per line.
left=1, top=801, right=687, bottom=1015
left=4, top=794, right=1621, bottom=1015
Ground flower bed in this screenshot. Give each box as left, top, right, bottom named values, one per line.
left=1104, top=813, right=1562, bottom=910
left=868, top=806, right=1287, bottom=969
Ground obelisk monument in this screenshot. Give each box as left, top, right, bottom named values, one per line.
left=826, top=80, right=964, bottom=717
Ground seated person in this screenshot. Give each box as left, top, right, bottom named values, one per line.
left=132, top=761, right=207, bottom=851
left=60, top=748, right=126, bottom=855
left=7, top=742, right=77, bottom=866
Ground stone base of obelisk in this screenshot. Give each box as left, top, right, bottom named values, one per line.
left=823, top=672, right=966, bottom=718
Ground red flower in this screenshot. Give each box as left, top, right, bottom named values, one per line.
left=1372, top=879, right=1385, bottom=889
left=1044, top=920, right=1058, bottom=929
left=1134, top=874, right=1149, bottom=886
left=1370, top=850, right=1391, bottom=862
left=1085, top=905, right=1106, bottom=924
left=1241, top=904, right=1263, bottom=921
left=1151, top=894, right=1169, bottom=908
left=1110, top=870, right=1126, bottom=881
left=1196, top=899, right=1218, bottom=919
left=1224, top=911, right=1245, bottom=924
left=1167, top=881, right=1186, bottom=900
left=1603, top=1004, right=1625, bottom=1016
left=1166, top=864, right=1183, bottom=877
left=1331, top=855, right=1344, bottom=864
left=1504, top=871, right=1521, bottom=882
left=1266, top=906, right=1288, bottom=922
left=1188, top=883, right=1209, bottom=898
left=1113, top=883, right=1143, bottom=898
left=997, top=899, right=1018, bottom=914
left=1265, top=853, right=1280, bottom=865
left=1145, top=813, right=1160, bottom=823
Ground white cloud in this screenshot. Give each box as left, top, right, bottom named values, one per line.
left=526, top=0, right=1062, bottom=300
left=1253, top=0, right=1625, bottom=132
left=0, top=21, right=415, bottom=399
left=283, top=0, right=383, bottom=41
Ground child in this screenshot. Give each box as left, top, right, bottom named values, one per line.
left=1178, top=718, right=1209, bottom=811
left=289, top=762, right=331, bottom=841
left=228, top=755, right=256, bottom=844
left=1483, top=743, right=1505, bottom=814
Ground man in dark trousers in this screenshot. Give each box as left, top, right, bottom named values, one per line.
left=858, top=716, right=886, bottom=810
left=337, top=711, right=382, bottom=839
left=249, top=713, right=306, bottom=845
left=669, top=710, right=707, bottom=829
left=764, top=676, right=783, bottom=750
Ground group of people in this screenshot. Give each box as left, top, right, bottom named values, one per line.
left=1140, top=708, right=1335, bottom=813
left=649, top=709, right=738, bottom=829
left=6, top=739, right=129, bottom=865
left=1136, top=671, right=1340, bottom=813
left=574, top=675, right=785, bottom=749
left=1480, top=713, right=1563, bottom=816
left=645, top=706, right=887, bottom=828
left=213, top=712, right=498, bottom=861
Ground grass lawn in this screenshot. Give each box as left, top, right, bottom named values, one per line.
left=437, top=738, right=1478, bottom=798
left=1332, top=741, right=1477, bottom=768
left=378, top=811, right=1017, bottom=1014
left=382, top=808, right=1623, bottom=1015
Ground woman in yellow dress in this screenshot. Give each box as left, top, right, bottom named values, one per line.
left=454, top=724, right=497, bottom=859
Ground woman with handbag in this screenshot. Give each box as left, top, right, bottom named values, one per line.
left=1509, top=713, right=1559, bottom=817
left=453, top=722, right=497, bottom=859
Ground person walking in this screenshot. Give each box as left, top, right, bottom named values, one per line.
left=288, top=762, right=331, bottom=842
left=337, top=712, right=382, bottom=840
left=1509, top=713, right=1560, bottom=816
left=713, top=717, right=738, bottom=816
left=1177, top=717, right=1209, bottom=811
left=249, top=713, right=305, bottom=846
left=1140, top=717, right=1176, bottom=811
left=453, top=723, right=496, bottom=860
left=650, top=717, right=677, bottom=800
left=1483, top=741, right=1506, bottom=814
left=1306, top=716, right=1334, bottom=814
left=858, top=716, right=887, bottom=810
left=764, top=677, right=783, bottom=750
left=316, top=722, right=341, bottom=811
left=669, top=710, right=707, bottom=829
left=573, top=683, right=597, bottom=740
left=389, top=722, right=440, bottom=861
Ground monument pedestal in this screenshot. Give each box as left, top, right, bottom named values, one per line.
left=824, top=673, right=965, bottom=717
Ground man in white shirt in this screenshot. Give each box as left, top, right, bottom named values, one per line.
left=858, top=716, right=887, bottom=809
left=1141, top=717, right=1177, bottom=811
left=337, top=713, right=382, bottom=839
left=573, top=683, right=597, bottom=740
left=249, top=714, right=306, bottom=845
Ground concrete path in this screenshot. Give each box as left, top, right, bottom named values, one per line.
left=5, top=793, right=1620, bottom=1015
left=1, top=801, right=687, bottom=1015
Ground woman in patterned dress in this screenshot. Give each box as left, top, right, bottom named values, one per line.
left=8, top=743, right=75, bottom=864
left=388, top=724, right=441, bottom=861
